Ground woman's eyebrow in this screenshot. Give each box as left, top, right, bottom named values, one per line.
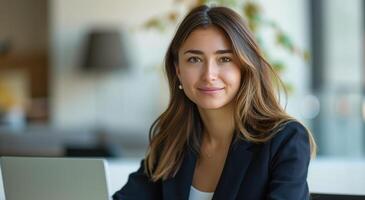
left=183, top=50, right=204, bottom=55
left=183, top=49, right=233, bottom=55
left=215, top=49, right=233, bottom=54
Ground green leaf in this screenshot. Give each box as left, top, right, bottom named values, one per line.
left=271, top=61, right=285, bottom=74
left=276, top=32, right=294, bottom=52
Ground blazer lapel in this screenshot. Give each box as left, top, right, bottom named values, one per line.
left=162, top=146, right=197, bottom=200
left=212, top=139, right=255, bottom=200
left=162, top=138, right=255, bottom=200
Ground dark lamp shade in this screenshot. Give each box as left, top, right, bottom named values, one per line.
left=83, top=30, right=128, bottom=71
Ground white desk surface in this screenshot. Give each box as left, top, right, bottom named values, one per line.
left=1, top=157, right=365, bottom=200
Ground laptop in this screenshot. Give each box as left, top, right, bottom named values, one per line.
left=1, top=156, right=111, bottom=200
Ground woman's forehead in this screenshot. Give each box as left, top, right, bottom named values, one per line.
left=179, top=26, right=233, bottom=54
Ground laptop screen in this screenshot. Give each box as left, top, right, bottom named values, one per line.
left=1, top=157, right=110, bottom=200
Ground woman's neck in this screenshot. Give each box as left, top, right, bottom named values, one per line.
left=197, top=103, right=235, bottom=147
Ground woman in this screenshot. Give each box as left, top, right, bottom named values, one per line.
left=113, top=4, right=316, bottom=200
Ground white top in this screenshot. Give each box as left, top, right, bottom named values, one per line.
left=188, top=185, right=214, bottom=200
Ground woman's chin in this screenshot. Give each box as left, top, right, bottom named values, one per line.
left=195, top=101, right=229, bottom=111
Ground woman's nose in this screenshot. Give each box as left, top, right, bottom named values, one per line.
left=201, top=59, right=218, bottom=81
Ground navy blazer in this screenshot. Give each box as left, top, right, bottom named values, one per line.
left=113, top=121, right=311, bottom=200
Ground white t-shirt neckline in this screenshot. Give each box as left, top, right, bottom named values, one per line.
left=188, top=185, right=214, bottom=200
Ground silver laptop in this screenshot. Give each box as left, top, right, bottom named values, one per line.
left=1, top=156, right=110, bottom=200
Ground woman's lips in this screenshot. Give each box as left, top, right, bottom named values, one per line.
left=198, top=87, right=224, bottom=94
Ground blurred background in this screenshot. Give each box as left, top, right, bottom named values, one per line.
left=0, top=0, right=365, bottom=197
left=1, top=0, right=364, bottom=159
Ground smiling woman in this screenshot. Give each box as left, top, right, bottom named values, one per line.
left=113, top=4, right=316, bottom=200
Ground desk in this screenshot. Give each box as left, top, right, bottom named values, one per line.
left=307, top=157, right=365, bottom=195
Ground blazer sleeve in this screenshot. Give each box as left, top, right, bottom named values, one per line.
left=112, top=159, right=162, bottom=200
left=266, top=121, right=311, bottom=200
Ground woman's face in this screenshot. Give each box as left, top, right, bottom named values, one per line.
left=176, top=26, right=241, bottom=110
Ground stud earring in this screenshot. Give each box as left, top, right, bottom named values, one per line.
left=178, top=84, right=183, bottom=90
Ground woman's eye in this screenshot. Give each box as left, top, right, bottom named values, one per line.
left=187, top=57, right=202, bottom=63
left=219, top=57, right=232, bottom=63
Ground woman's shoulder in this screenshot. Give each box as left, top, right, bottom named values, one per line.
left=273, top=120, right=309, bottom=140
left=268, top=120, right=310, bottom=155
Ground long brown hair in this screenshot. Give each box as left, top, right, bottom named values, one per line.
left=145, top=5, right=317, bottom=181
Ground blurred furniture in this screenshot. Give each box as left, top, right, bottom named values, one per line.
left=0, top=0, right=49, bottom=125
left=82, top=30, right=129, bottom=72
left=0, top=53, right=49, bottom=124
left=310, top=193, right=365, bottom=200
left=0, top=127, right=147, bottom=158
left=65, top=146, right=117, bottom=157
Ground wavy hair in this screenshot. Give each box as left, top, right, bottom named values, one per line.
left=145, top=5, right=317, bottom=181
